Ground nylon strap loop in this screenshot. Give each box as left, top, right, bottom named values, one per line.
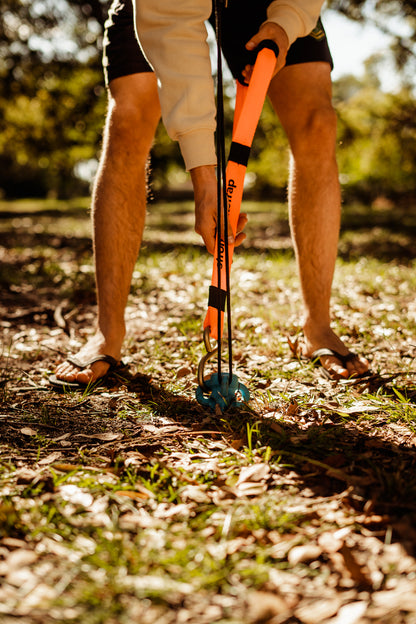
left=208, top=285, right=227, bottom=312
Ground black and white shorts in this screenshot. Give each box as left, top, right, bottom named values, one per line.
left=103, top=0, right=333, bottom=85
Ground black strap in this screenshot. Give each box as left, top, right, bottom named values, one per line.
left=229, top=141, right=251, bottom=166
left=255, top=39, right=280, bottom=58
left=208, top=285, right=227, bottom=312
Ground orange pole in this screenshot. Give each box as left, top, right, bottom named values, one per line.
left=204, top=45, right=277, bottom=340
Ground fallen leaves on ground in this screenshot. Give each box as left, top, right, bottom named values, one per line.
left=2, top=201, right=416, bottom=622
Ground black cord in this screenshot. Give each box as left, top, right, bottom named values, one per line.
left=214, top=0, right=233, bottom=381
left=214, top=0, right=223, bottom=381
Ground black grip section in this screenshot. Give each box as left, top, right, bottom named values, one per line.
left=228, top=141, right=251, bottom=166
left=255, top=39, right=279, bottom=59
left=208, top=285, right=227, bottom=311
left=236, top=39, right=280, bottom=85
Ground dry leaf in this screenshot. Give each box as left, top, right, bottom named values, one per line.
left=339, top=543, right=372, bottom=588
left=75, top=432, right=122, bottom=441
left=1, top=537, right=27, bottom=549
left=270, top=421, right=285, bottom=435
left=58, top=485, right=94, bottom=508
left=15, top=583, right=65, bottom=615
left=176, top=366, right=192, bottom=379
left=236, top=463, right=270, bottom=485
left=335, top=401, right=383, bottom=415
left=231, top=439, right=244, bottom=450
left=52, top=463, right=83, bottom=472
left=180, top=485, right=210, bottom=503
left=247, top=590, right=289, bottom=622
left=372, top=585, right=416, bottom=612
left=114, top=490, right=151, bottom=501
left=295, top=598, right=341, bottom=624
left=16, top=468, right=40, bottom=484
left=124, top=452, right=148, bottom=467
left=20, top=427, right=37, bottom=436
left=235, top=482, right=268, bottom=497
left=287, top=544, right=322, bottom=565
left=5, top=549, right=38, bottom=572
left=154, top=502, right=194, bottom=519
left=38, top=452, right=62, bottom=465
left=286, top=400, right=299, bottom=416
left=326, top=601, right=367, bottom=624
left=51, top=433, right=72, bottom=442
left=119, top=508, right=155, bottom=530
left=317, top=531, right=344, bottom=554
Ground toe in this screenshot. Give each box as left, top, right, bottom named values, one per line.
left=75, top=368, right=94, bottom=384
left=55, top=361, right=78, bottom=381
left=322, top=357, right=350, bottom=380
left=77, top=361, right=110, bottom=384
left=345, top=355, right=369, bottom=377
left=318, top=352, right=369, bottom=380
left=54, top=358, right=111, bottom=384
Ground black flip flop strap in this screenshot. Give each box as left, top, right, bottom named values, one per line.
left=66, top=354, right=119, bottom=369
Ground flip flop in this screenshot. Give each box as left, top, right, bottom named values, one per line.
left=309, top=348, right=367, bottom=380
left=288, top=337, right=370, bottom=381
left=49, top=354, right=121, bottom=391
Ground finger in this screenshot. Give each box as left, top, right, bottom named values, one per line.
left=195, top=218, right=217, bottom=255
left=224, top=211, right=248, bottom=243
left=225, top=214, right=235, bottom=245
left=244, top=23, right=288, bottom=79
left=237, top=212, right=248, bottom=231
left=203, top=236, right=216, bottom=255
left=234, top=232, right=247, bottom=248
left=227, top=213, right=248, bottom=248
left=200, top=228, right=217, bottom=255
left=242, top=64, right=253, bottom=83
left=245, top=33, right=263, bottom=52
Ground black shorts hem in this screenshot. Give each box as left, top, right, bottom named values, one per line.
left=102, top=0, right=153, bottom=85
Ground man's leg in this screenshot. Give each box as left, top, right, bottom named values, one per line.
left=268, top=62, right=369, bottom=378
left=55, top=73, right=161, bottom=384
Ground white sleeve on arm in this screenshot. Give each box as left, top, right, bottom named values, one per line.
left=134, top=0, right=217, bottom=171
left=266, top=0, right=325, bottom=45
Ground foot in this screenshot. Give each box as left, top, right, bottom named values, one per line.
left=54, top=333, right=122, bottom=385
left=293, top=326, right=369, bottom=380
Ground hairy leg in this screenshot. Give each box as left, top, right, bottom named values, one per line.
left=55, top=72, right=161, bottom=384
left=268, top=63, right=368, bottom=378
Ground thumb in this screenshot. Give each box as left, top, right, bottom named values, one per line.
left=245, top=33, right=263, bottom=51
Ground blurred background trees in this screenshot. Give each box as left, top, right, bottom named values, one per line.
left=0, top=0, right=415, bottom=200
left=0, top=0, right=108, bottom=197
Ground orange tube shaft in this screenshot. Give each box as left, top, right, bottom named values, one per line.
left=204, top=46, right=277, bottom=340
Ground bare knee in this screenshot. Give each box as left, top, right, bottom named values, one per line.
left=108, top=91, right=159, bottom=133
left=105, top=74, right=161, bottom=157
left=289, top=105, right=337, bottom=161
